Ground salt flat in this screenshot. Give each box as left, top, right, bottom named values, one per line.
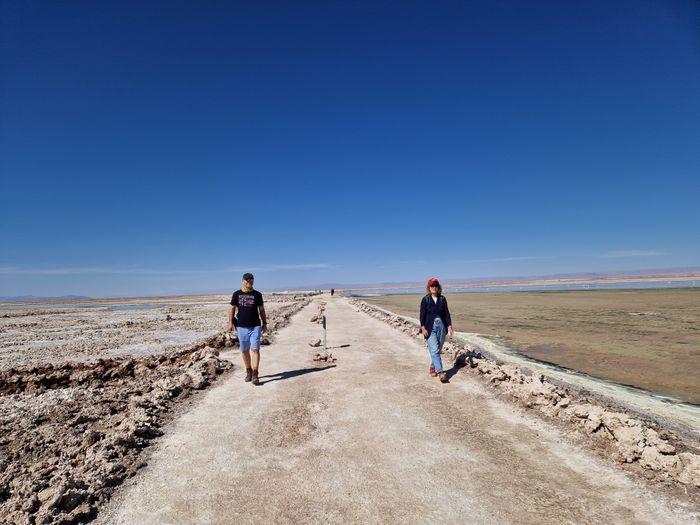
left=365, top=288, right=700, bottom=404
left=0, top=295, right=292, bottom=369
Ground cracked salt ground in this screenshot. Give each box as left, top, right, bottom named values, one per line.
left=98, top=297, right=698, bottom=525
left=0, top=297, right=309, bottom=524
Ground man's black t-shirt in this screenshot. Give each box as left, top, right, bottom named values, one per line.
left=230, top=289, right=264, bottom=328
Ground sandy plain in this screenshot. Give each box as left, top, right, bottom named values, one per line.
left=364, top=288, right=700, bottom=404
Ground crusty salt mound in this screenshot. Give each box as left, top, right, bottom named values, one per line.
left=309, top=302, right=326, bottom=325
left=0, top=345, right=232, bottom=524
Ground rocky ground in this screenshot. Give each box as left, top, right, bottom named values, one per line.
left=0, top=295, right=309, bottom=524
left=351, top=299, right=700, bottom=493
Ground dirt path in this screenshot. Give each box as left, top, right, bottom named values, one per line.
left=98, top=297, right=697, bottom=524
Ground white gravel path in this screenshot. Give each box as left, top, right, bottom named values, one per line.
left=98, top=297, right=698, bottom=524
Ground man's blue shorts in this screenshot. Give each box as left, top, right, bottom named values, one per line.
left=237, top=325, right=261, bottom=351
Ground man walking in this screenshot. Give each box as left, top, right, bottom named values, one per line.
left=228, top=273, right=267, bottom=385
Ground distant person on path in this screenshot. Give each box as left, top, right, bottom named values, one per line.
left=229, top=273, right=267, bottom=385
left=330, top=288, right=335, bottom=297
left=420, top=278, right=453, bottom=383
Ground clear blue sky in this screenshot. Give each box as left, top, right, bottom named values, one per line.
left=1, top=0, right=699, bottom=296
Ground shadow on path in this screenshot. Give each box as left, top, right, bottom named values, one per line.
left=258, top=365, right=336, bottom=385
left=444, top=352, right=481, bottom=380
left=444, top=362, right=464, bottom=380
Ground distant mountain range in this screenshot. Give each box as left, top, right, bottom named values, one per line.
left=0, top=295, right=93, bottom=303
left=272, top=266, right=700, bottom=291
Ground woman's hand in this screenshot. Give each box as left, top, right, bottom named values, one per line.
left=421, top=326, right=428, bottom=338
left=448, top=326, right=454, bottom=337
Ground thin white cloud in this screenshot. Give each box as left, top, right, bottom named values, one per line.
left=375, top=259, right=427, bottom=269
left=372, top=256, right=554, bottom=270
left=455, top=255, right=556, bottom=264
left=224, top=263, right=333, bottom=273
left=0, top=263, right=334, bottom=276
left=268, top=263, right=333, bottom=270
left=374, top=256, right=552, bottom=269
left=599, top=250, right=664, bottom=258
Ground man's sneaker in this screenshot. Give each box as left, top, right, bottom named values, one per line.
left=244, top=368, right=253, bottom=382
left=429, top=366, right=437, bottom=377
left=252, top=370, right=260, bottom=386
left=439, top=372, right=449, bottom=383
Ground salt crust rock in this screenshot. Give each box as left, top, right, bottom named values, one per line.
left=677, top=453, right=700, bottom=486
left=313, top=352, right=336, bottom=362
left=349, top=298, right=700, bottom=488
left=310, top=304, right=325, bottom=324
left=0, top=344, right=235, bottom=523
left=0, top=300, right=310, bottom=525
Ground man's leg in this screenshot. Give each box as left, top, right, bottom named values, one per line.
left=239, top=327, right=253, bottom=382
left=250, top=351, right=260, bottom=385
left=250, top=327, right=262, bottom=385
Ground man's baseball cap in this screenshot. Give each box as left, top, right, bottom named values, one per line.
left=242, top=273, right=254, bottom=280
left=428, top=278, right=440, bottom=286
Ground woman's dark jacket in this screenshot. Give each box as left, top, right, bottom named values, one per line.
left=419, top=294, right=452, bottom=338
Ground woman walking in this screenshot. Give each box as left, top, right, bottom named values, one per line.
left=420, top=278, right=454, bottom=383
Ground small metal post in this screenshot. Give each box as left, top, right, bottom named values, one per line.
left=322, top=315, right=327, bottom=352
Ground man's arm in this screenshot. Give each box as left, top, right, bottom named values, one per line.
left=228, top=305, right=237, bottom=332
left=259, top=305, right=267, bottom=332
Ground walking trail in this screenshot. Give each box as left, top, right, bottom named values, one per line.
left=99, top=297, right=697, bottom=524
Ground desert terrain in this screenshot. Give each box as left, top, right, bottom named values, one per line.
left=1, top=293, right=698, bottom=524
left=0, top=293, right=310, bottom=524
left=98, top=296, right=698, bottom=524
left=364, top=288, right=700, bottom=404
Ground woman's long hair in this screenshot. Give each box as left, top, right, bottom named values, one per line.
left=425, top=281, right=443, bottom=296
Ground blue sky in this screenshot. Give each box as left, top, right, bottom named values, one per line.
left=1, top=0, right=699, bottom=296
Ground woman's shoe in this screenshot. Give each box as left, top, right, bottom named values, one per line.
left=244, top=368, right=253, bottom=382
left=429, top=366, right=437, bottom=377
left=439, top=372, right=449, bottom=383
left=252, top=370, right=260, bottom=386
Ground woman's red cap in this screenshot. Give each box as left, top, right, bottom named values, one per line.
left=428, top=278, right=440, bottom=285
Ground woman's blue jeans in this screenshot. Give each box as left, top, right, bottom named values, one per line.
left=427, top=317, right=446, bottom=373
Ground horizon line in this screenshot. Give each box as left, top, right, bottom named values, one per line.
left=2, top=266, right=699, bottom=302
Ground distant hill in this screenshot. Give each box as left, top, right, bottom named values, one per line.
left=0, top=295, right=93, bottom=303
left=282, top=266, right=700, bottom=291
